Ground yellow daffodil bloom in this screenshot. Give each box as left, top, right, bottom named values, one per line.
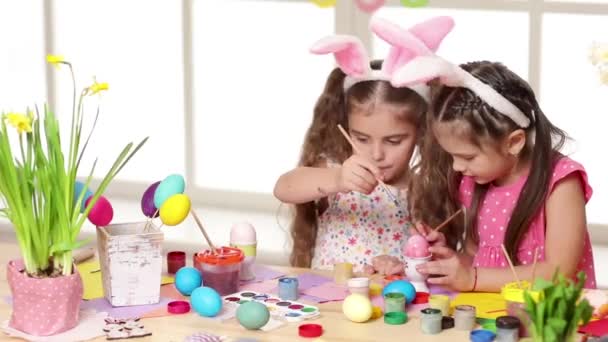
left=46, top=55, right=65, bottom=69
left=88, top=80, right=109, bottom=95
left=600, top=69, right=608, bottom=86
left=311, top=0, right=337, bottom=8
left=4, top=112, right=32, bottom=134
left=589, top=43, right=608, bottom=65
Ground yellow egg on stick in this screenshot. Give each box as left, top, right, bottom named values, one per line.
left=159, top=194, right=191, bottom=226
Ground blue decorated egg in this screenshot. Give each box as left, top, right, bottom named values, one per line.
left=154, top=174, right=185, bottom=209
left=86, top=196, right=114, bottom=227
left=175, top=267, right=202, bottom=296
left=191, top=286, right=222, bottom=317
left=382, top=280, right=416, bottom=304
left=141, top=181, right=161, bottom=218
left=74, top=181, right=93, bottom=213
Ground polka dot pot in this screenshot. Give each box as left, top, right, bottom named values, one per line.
left=7, top=259, right=83, bottom=336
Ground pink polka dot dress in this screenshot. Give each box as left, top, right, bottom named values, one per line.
left=459, top=156, right=596, bottom=288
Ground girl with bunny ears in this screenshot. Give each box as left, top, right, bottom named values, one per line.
left=274, top=16, right=454, bottom=274
left=394, top=55, right=597, bottom=290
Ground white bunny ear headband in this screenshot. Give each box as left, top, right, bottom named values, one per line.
left=309, top=16, right=455, bottom=102
left=391, top=54, right=531, bottom=128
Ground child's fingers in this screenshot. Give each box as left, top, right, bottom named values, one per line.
left=428, top=246, right=456, bottom=259
left=352, top=155, right=383, bottom=181
left=362, top=264, right=376, bottom=275
left=425, top=230, right=446, bottom=245
left=348, top=175, right=375, bottom=194
left=411, top=222, right=430, bottom=236
left=388, top=263, right=405, bottom=276
left=427, top=276, right=449, bottom=285
left=416, top=260, right=444, bottom=276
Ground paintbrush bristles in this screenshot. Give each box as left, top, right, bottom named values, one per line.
left=501, top=243, right=522, bottom=289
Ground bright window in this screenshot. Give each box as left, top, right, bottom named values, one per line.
left=372, top=7, right=529, bottom=80
left=192, top=0, right=334, bottom=193
left=540, top=13, right=608, bottom=224
left=52, top=0, right=185, bottom=183
left=0, top=0, right=46, bottom=111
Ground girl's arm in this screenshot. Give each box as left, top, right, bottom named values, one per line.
left=273, top=165, right=341, bottom=204
left=474, top=175, right=587, bottom=292
left=274, top=155, right=382, bottom=204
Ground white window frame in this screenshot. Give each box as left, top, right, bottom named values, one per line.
left=37, top=0, right=608, bottom=235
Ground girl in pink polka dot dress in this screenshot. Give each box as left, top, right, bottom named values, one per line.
left=397, top=59, right=596, bottom=291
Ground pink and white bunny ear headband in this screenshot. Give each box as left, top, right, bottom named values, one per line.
left=309, top=16, right=455, bottom=102
left=391, top=55, right=531, bottom=128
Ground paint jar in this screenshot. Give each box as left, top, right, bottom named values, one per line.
left=496, top=315, right=520, bottom=342
left=454, top=305, right=476, bottom=331
left=501, top=281, right=538, bottom=337
left=333, top=262, right=353, bottom=284
left=194, top=246, right=243, bottom=296
left=429, top=294, right=450, bottom=316
left=384, top=292, right=406, bottom=313
left=420, top=308, right=442, bottom=334
left=347, top=278, right=370, bottom=297
left=167, top=251, right=186, bottom=274
left=278, top=277, right=299, bottom=301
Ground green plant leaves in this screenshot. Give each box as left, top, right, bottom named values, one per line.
left=0, top=62, right=147, bottom=277
left=524, top=270, right=592, bottom=341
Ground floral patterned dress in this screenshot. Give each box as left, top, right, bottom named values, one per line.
left=310, top=182, right=412, bottom=272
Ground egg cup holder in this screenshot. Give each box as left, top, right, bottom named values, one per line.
left=97, top=221, right=164, bottom=306
left=404, top=254, right=432, bottom=293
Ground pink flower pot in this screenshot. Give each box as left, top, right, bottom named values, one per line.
left=7, top=259, right=83, bottom=336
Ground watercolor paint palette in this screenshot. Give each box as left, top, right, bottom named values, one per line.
left=223, top=291, right=320, bottom=322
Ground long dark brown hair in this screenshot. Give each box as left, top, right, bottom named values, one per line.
left=410, top=61, right=567, bottom=264
left=289, top=61, right=427, bottom=267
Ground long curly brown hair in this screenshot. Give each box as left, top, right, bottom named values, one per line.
left=409, top=61, right=567, bottom=263
left=289, top=61, right=427, bottom=267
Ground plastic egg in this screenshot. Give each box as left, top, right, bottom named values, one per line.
left=154, top=174, right=185, bottom=209
left=342, top=293, right=373, bottom=323
left=86, top=196, right=113, bottom=227
left=159, top=194, right=191, bottom=226
left=382, top=280, right=416, bottom=304
left=74, top=181, right=93, bottom=213
left=175, top=267, right=202, bottom=296
left=236, top=301, right=270, bottom=330
left=230, top=222, right=256, bottom=245
left=191, top=286, right=222, bottom=317
left=355, top=0, right=385, bottom=13
left=141, top=181, right=161, bottom=218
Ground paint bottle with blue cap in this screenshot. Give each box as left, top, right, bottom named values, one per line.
left=470, top=329, right=496, bottom=342
left=278, top=277, right=299, bottom=301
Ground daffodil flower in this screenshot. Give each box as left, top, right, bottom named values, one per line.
left=311, top=0, right=337, bottom=8
left=3, top=112, right=32, bottom=134
left=46, top=55, right=65, bottom=69
left=599, top=66, right=608, bottom=86
left=86, top=78, right=109, bottom=96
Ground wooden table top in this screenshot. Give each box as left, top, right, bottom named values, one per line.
left=0, top=241, right=589, bottom=341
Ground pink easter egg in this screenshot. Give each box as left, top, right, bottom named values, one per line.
left=86, top=196, right=114, bottom=227
left=355, top=0, right=385, bottom=13
left=404, top=235, right=430, bottom=258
